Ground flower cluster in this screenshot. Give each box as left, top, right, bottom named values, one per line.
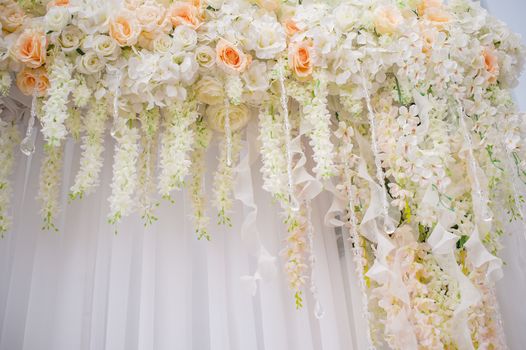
left=0, top=0, right=525, bottom=347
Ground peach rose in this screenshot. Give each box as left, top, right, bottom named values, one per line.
left=167, top=2, right=201, bottom=29
left=284, top=18, right=300, bottom=37
left=16, top=67, right=49, bottom=96
left=46, top=0, right=69, bottom=9
left=216, top=39, right=250, bottom=74
left=374, top=5, right=403, bottom=35
left=0, top=4, right=25, bottom=33
left=109, top=11, right=141, bottom=47
left=13, top=29, right=47, bottom=68
left=416, top=0, right=443, bottom=17
left=483, top=48, right=499, bottom=84
left=424, top=7, right=450, bottom=25
left=288, top=40, right=313, bottom=79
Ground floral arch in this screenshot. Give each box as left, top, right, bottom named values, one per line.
left=0, top=0, right=525, bottom=348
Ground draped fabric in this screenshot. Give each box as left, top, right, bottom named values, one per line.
left=0, top=131, right=373, bottom=350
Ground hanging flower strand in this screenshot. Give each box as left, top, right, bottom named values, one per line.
left=0, top=122, right=20, bottom=236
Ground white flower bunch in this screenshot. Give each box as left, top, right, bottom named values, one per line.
left=158, top=100, right=198, bottom=198
left=70, top=97, right=108, bottom=200
left=41, top=54, right=75, bottom=147
left=0, top=121, right=19, bottom=236
left=108, top=114, right=140, bottom=224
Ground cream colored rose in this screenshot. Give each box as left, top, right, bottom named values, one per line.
left=288, top=40, right=313, bottom=79
left=84, top=34, right=120, bottom=60
left=0, top=4, right=25, bottom=33
left=152, top=33, right=174, bottom=53
left=13, top=28, right=47, bottom=68
left=45, top=6, right=71, bottom=32
left=373, top=5, right=403, bottom=35
left=206, top=103, right=250, bottom=133
left=196, top=76, right=224, bottom=105
left=216, top=39, right=250, bottom=74
left=136, top=3, right=168, bottom=34
left=76, top=51, right=105, bottom=75
left=109, top=11, right=140, bottom=47
left=59, top=25, right=83, bottom=52
left=254, top=0, right=280, bottom=12
left=172, top=25, right=197, bottom=51
left=416, top=0, right=443, bottom=16
left=195, top=45, right=215, bottom=69
left=16, top=66, right=49, bottom=96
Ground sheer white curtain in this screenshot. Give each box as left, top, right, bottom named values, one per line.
left=0, top=127, right=371, bottom=350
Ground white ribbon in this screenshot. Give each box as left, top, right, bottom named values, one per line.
left=235, top=119, right=277, bottom=296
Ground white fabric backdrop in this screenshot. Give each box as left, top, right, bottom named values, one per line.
left=0, top=130, right=372, bottom=350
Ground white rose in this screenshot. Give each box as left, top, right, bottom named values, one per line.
left=158, top=53, right=198, bottom=85
left=76, top=51, right=106, bottom=75
left=206, top=103, right=250, bottom=132
left=195, top=45, right=215, bottom=69
left=84, top=34, right=121, bottom=60
left=172, top=26, right=197, bottom=52
left=242, top=61, right=269, bottom=92
left=152, top=33, right=174, bottom=54
left=59, top=26, right=83, bottom=52
left=45, top=6, right=71, bottom=32
left=248, top=16, right=286, bottom=59
left=196, top=76, right=224, bottom=105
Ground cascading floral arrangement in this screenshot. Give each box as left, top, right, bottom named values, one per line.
left=0, top=0, right=525, bottom=347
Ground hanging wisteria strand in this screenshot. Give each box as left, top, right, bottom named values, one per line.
left=38, top=143, right=64, bottom=231
left=189, top=117, right=212, bottom=240
left=69, top=97, right=108, bottom=200
left=137, top=106, right=161, bottom=225
left=158, top=100, right=198, bottom=199
left=0, top=122, right=20, bottom=236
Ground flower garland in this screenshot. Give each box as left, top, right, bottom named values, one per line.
left=38, top=143, right=64, bottom=231
left=40, top=53, right=75, bottom=147
left=258, top=100, right=288, bottom=201
left=213, top=131, right=241, bottom=226
left=108, top=114, right=140, bottom=225
left=189, top=117, right=212, bottom=240
left=158, top=100, right=198, bottom=199
left=137, top=106, right=161, bottom=225
left=0, top=121, right=19, bottom=236
left=69, top=97, right=108, bottom=199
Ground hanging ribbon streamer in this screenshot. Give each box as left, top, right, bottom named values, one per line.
left=278, top=60, right=300, bottom=212
left=360, top=72, right=395, bottom=234
left=20, top=93, right=37, bottom=156
left=456, top=97, right=493, bottom=224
